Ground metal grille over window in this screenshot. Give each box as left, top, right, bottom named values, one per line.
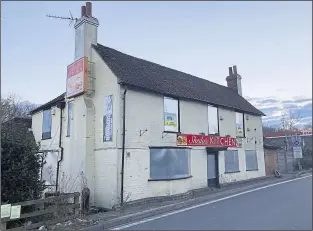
left=224, top=150, right=239, bottom=173
left=150, top=148, right=190, bottom=180
left=245, top=150, right=258, bottom=171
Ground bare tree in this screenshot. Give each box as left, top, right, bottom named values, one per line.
left=279, top=108, right=302, bottom=132
left=262, top=125, right=277, bottom=135
left=303, top=123, right=312, bottom=130
left=1, top=93, right=38, bottom=123
left=277, top=107, right=306, bottom=170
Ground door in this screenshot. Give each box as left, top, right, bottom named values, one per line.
left=207, top=152, right=219, bottom=187
left=265, top=150, right=278, bottom=176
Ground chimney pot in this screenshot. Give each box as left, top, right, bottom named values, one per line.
left=81, top=6, right=86, bottom=17
left=233, top=65, right=237, bottom=76
left=228, top=67, right=233, bottom=76
left=86, top=2, right=92, bottom=16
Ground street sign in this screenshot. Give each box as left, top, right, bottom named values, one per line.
left=293, top=146, right=303, bottom=158
left=291, top=135, right=301, bottom=146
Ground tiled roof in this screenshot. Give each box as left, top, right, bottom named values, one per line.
left=30, top=92, right=65, bottom=115
left=263, top=137, right=282, bottom=149
left=30, top=44, right=265, bottom=116
left=93, top=43, right=265, bottom=116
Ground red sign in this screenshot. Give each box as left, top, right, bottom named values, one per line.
left=66, top=57, right=88, bottom=98
left=264, top=130, right=312, bottom=138
left=177, top=134, right=238, bottom=148
left=67, top=58, right=85, bottom=78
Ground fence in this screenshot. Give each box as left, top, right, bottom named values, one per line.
left=0, top=192, right=80, bottom=231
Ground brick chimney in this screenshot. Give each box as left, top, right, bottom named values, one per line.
left=226, top=65, right=242, bottom=96
left=74, top=2, right=99, bottom=61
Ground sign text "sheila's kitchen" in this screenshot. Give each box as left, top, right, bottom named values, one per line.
left=177, top=134, right=238, bottom=148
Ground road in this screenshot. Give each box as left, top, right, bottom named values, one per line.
left=114, top=175, right=312, bottom=230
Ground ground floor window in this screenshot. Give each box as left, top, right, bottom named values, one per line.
left=245, top=150, right=258, bottom=171
left=224, top=150, right=239, bottom=173
left=150, top=148, right=190, bottom=180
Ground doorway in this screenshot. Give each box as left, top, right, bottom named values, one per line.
left=207, top=152, right=219, bottom=187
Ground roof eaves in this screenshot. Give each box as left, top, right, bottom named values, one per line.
left=30, top=92, right=66, bottom=115
left=93, top=43, right=265, bottom=117
left=119, top=81, right=265, bottom=116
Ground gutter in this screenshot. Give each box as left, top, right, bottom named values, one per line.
left=55, top=101, right=66, bottom=192
left=120, top=87, right=127, bottom=205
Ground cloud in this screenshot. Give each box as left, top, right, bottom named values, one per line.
left=282, top=98, right=312, bottom=105
left=260, top=106, right=280, bottom=115
left=248, top=96, right=312, bottom=128
left=256, top=99, right=279, bottom=104
left=276, top=88, right=287, bottom=92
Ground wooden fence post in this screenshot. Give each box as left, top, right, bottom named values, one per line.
left=74, top=193, right=79, bottom=216
left=81, top=188, right=90, bottom=216
left=0, top=192, right=80, bottom=230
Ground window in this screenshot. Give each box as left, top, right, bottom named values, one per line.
left=103, top=95, right=113, bottom=142
left=42, top=109, right=52, bottom=139
left=67, top=102, right=73, bottom=137
left=208, top=105, right=219, bottom=135
left=164, top=97, right=179, bottom=132
left=224, top=150, right=239, bottom=173
left=245, top=150, right=258, bottom=171
left=150, top=148, right=190, bottom=180
left=236, top=112, right=244, bottom=137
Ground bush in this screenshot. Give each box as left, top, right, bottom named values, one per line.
left=1, top=119, right=46, bottom=203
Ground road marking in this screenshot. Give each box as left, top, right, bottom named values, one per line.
left=112, top=174, right=312, bottom=230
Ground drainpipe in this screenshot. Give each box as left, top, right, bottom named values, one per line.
left=56, top=101, right=66, bottom=193
left=120, top=87, right=127, bottom=205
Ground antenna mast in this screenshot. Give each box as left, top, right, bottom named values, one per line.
left=46, top=11, right=78, bottom=27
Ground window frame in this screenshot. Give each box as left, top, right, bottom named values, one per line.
left=235, top=112, right=245, bottom=138
left=224, top=150, right=240, bottom=173
left=67, top=101, right=73, bottom=137
left=163, top=96, right=180, bottom=133
left=42, top=109, right=52, bottom=140
left=245, top=150, right=259, bottom=171
left=208, top=104, right=219, bottom=135
left=149, top=147, right=191, bottom=181
left=103, top=95, right=114, bottom=142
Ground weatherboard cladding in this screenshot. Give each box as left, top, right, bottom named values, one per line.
left=31, top=44, right=264, bottom=116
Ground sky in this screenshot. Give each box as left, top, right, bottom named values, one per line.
left=1, top=1, right=312, bottom=108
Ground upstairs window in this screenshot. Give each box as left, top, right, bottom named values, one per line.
left=164, top=97, right=179, bottom=132
left=42, top=109, right=52, bottom=140
left=236, top=112, right=244, bottom=137
left=67, top=102, right=73, bottom=137
left=208, top=105, right=219, bottom=135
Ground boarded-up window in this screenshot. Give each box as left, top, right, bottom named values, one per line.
left=164, top=97, right=179, bottom=132
left=208, top=105, right=219, bottom=135
left=224, top=150, right=239, bottom=173
left=236, top=112, right=244, bottom=137
left=42, top=109, right=52, bottom=139
left=245, top=150, right=258, bottom=171
left=150, top=148, right=190, bottom=180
